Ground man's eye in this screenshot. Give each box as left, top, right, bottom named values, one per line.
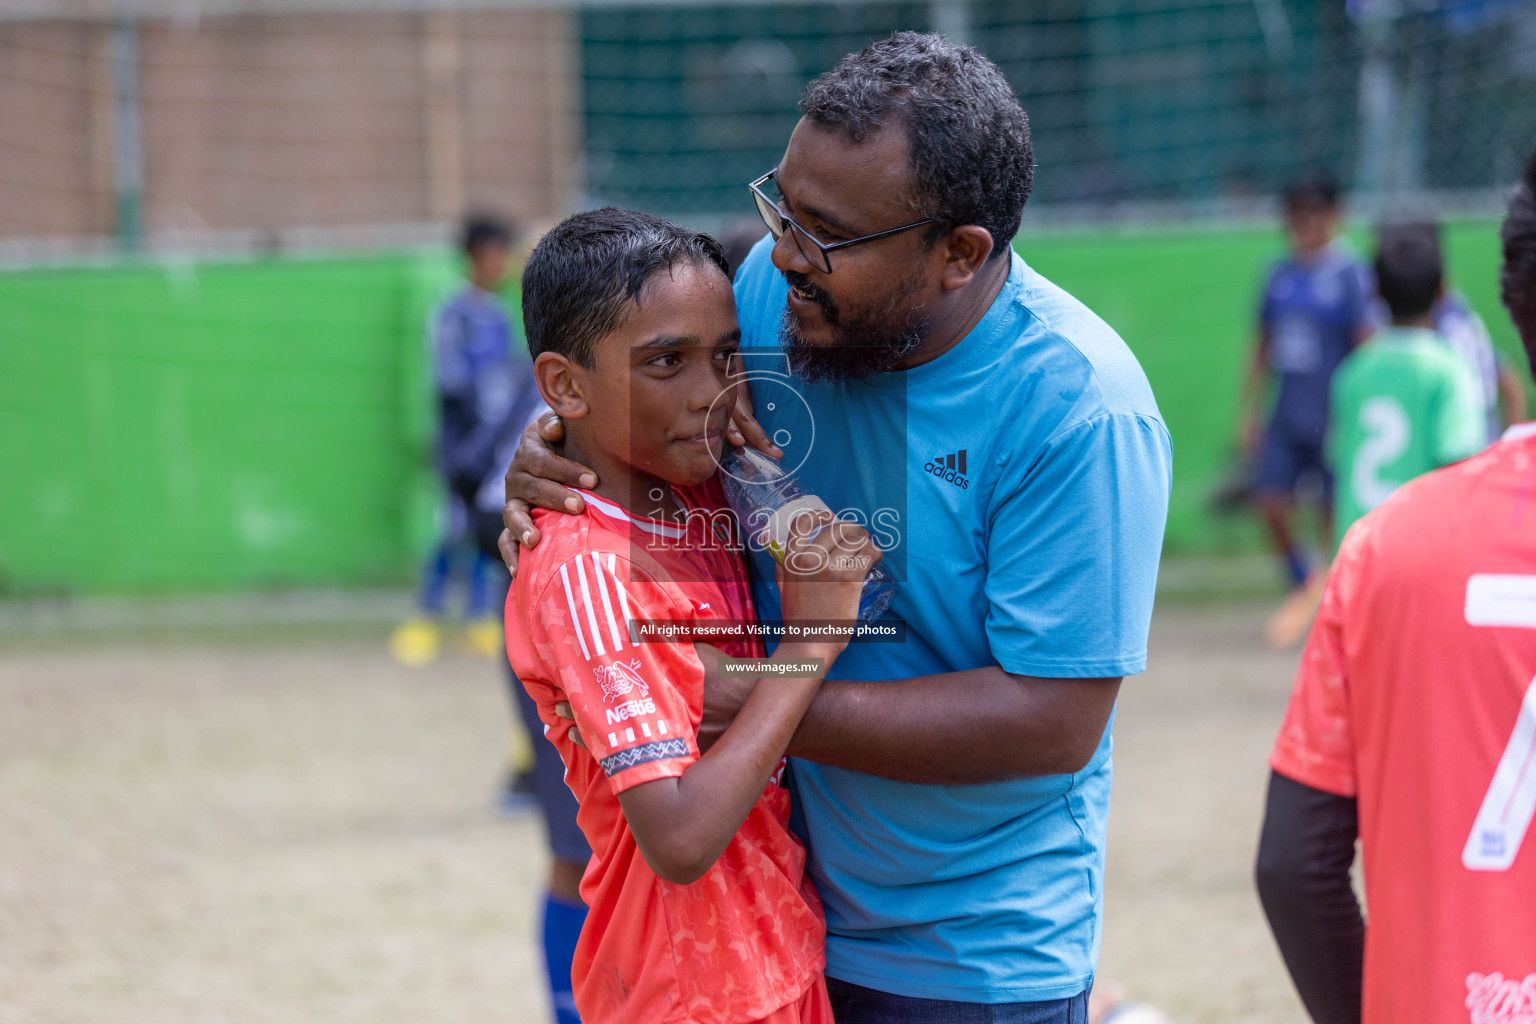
left=648, top=352, right=681, bottom=367
left=715, top=347, right=739, bottom=364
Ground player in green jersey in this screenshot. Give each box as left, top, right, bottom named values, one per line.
left=1329, top=225, right=1487, bottom=537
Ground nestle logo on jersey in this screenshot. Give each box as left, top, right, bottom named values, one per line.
left=924, top=449, right=970, bottom=489
left=1466, top=971, right=1536, bottom=1024
left=594, top=659, right=650, bottom=703
left=606, top=697, right=657, bottom=724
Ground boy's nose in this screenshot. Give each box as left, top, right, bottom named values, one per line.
left=685, top=364, right=725, bottom=412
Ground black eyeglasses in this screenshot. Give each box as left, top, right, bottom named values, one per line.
left=749, top=169, right=943, bottom=274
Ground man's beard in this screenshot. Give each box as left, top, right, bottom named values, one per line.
left=780, top=270, right=931, bottom=383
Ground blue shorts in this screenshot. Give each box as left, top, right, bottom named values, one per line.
left=510, top=670, right=592, bottom=864
left=1255, top=421, right=1331, bottom=499
left=825, top=978, right=1089, bottom=1024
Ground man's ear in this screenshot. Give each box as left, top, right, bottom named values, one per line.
left=939, top=225, right=996, bottom=291
left=534, top=352, right=590, bottom=420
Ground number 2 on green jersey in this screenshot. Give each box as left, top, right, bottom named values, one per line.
left=1351, top=397, right=1411, bottom=515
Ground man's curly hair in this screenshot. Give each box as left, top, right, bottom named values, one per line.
left=798, top=32, right=1033, bottom=262
left=1502, top=149, right=1536, bottom=378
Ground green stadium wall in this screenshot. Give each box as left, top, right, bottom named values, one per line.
left=0, top=220, right=1519, bottom=594
left=0, top=253, right=458, bottom=595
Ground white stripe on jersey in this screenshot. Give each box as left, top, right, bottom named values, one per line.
left=558, top=564, right=590, bottom=661
left=573, top=555, right=607, bottom=657
left=591, top=552, right=625, bottom=652
left=607, top=553, right=638, bottom=643
left=579, top=489, right=686, bottom=539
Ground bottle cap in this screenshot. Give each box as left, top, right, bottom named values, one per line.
left=763, top=495, right=832, bottom=563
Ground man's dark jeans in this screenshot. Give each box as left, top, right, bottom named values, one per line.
left=826, top=977, right=1090, bottom=1024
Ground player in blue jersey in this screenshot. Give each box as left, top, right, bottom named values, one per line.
left=1238, top=176, right=1375, bottom=647
left=499, top=33, right=1171, bottom=1024
left=392, top=215, right=526, bottom=665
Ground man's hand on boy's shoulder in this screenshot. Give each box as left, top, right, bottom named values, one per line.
left=498, top=384, right=781, bottom=575
left=498, top=413, right=596, bottom=575
left=553, top=643, right=732, bottom=753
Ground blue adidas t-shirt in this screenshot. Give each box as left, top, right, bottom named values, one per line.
left=732, top=237, right=1172, bottom=1003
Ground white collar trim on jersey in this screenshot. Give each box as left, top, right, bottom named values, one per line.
left=574, top=488, right=686, bottom=539
left=1500, top=421, right=1536, bottom=444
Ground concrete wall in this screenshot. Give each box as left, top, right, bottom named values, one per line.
left=0, top=8, right=579, bottom=246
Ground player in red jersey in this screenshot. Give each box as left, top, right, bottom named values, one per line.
left=505, top=208, right=880, bottom=1024
left=1256, top=150, right=1536, bottom=1024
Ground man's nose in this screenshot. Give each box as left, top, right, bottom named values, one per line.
left=769, top=225, right=817, bottom=277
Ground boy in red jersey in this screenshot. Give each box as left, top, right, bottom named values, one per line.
left=1256, top=151, right=1536, bottom=1024
left=505, top=207, right=880, bottom=1024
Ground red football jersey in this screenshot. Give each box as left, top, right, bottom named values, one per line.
left=1272, top=423, right=1536, bottom=1024
left=506, top=480, right=826, bottom=1024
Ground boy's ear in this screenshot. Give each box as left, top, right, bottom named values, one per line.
left=534, top=352, right=590, bottom=420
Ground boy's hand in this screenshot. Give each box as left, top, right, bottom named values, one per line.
left=498, top=413, right=599, bottom=575
left=776, top=511, right=882, bottom=645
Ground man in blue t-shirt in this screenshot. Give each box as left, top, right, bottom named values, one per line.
left=499, top=33, right=1170, bottom=1023
left=1237, top=176, right=1374, bottom=648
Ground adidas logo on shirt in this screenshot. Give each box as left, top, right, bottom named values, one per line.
left=924, top=449, right=970, bottom=489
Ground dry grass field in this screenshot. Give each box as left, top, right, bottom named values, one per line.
left=0, top=598, right=1310, bottom=1024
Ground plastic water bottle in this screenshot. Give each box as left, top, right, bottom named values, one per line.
left=718, top=446, right=897, bottom=622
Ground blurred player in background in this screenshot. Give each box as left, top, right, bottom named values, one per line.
left=391, top=214, right=527, bottom=666
left=1238, top=175, right=1375, bottom=647
left=1255, top=150, right=1536, bottom=1024
left=1327, top=224, right=1486, bottom=538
